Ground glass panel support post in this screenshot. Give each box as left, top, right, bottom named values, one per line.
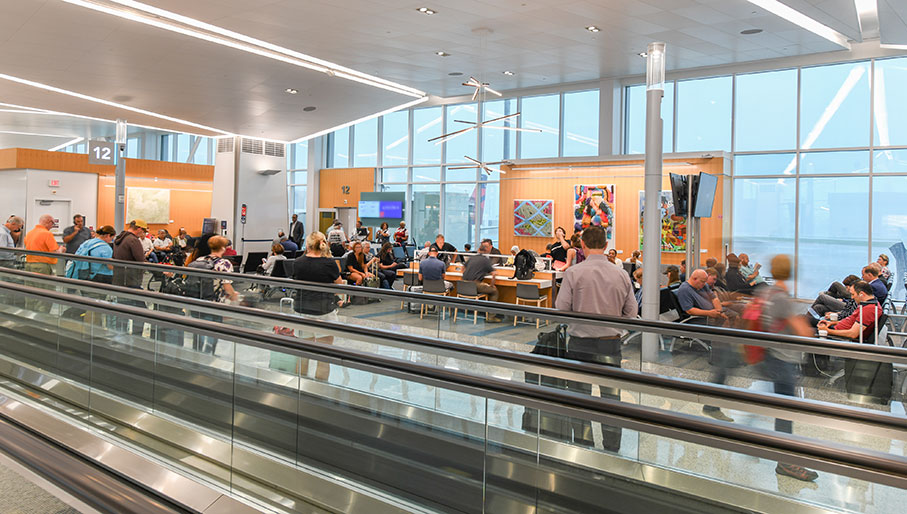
left=114, top=118, right=128, bottom=232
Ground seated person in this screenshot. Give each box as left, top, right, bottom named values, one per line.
left=713, top=262, right=729, bottom=290
left=862, top=264, right=888, bottom=304
left=663, top=265, right=681, bottom=288
left=877, top=253, right=892, bottom=284
left=457, top=243, right=471, bottom=264
left=411, top=245, right=452, bottom=292
left=280, top=235, right=299, bottom=254
left=675, top=269, right=728, bottom=326
left=818, top=281, right=883, bottom=342
left=633, top=268, right=644, bottom=308
left=152, top=230, right=173, bottom=261
left=344, top=241, right=380, bottom=286
left=434, top=234, right=457, bottom=265
left=414, top=241, right=432, bottom=261
left=811, top=274, right=860, bottom=317
left=462, top=240, right=502, bottom=322
left=362, top=241, right=376, bottom=258
left=739, top=253, right=765, bottom=286
left=705, top=268, right=742, bottom=317
left=725, top=253, right=755, bottom=294
left=261, top=243, right=286, bottom=275
left=377, top=242, right=404, bottom=288
left=505, top=245, right=519, bottom=267
left=224, top=240, right=237, bottom=257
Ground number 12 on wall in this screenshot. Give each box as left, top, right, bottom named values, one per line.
left=341, top=186, right=350, bottom=194
left=88, top=141, right=117, bottom=165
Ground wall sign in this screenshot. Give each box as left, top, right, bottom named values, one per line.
left=341, top=185, right=350, bottom=194
left=47, top=179, right=61, bottom=188
left=88, top=141, right=116, bottom=165
left=240, top=203, right=247, bottom=225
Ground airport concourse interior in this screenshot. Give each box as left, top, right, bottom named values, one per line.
left=4, top=1, right=907, bottom=514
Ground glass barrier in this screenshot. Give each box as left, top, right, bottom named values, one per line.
left=1, top=281, right=907, bottom=513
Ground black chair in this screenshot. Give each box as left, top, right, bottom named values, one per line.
left=242, top=252, right=269, bottom=274
left=282, top=259, right=295, bottom=278
left=400, top=271, right=420, bottom=310
left=420, top=279, right=448, bottom=320
left=271, top=260, right=288, bottom=279
left=515, top=283, right=549, bottom=328
left=453, top=280, right=487, bottom=324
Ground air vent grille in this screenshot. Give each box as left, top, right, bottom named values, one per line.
left=217, top=138, right=234, bottom=153
left=241, top=138, right=263, bottom=154
left=265, top=141, right=285, bottom=157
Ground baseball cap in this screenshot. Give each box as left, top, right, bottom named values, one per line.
left=130, top=219, right=148, bottom=230
left=429, top=244, right=440, bottom=253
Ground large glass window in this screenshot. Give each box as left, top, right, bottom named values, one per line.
left=799, top=150, right=869, bottom=174
left=800, top=61, right=870, bottom=150
left=126, top=136, right=141, bottom=159
left=411, top=185, right=440, bottom=247
left=176, top=133, right=191, bottom=163
left=874, top=149, right=907, bottom=173
left=734, top=153, right=797, bottom=176
left=290, top=186, right=306, bottom=217
left=444, top=183, right=477, bottom=250
left=735, top=69, right=797, bottom=152
left=732, top=178, right=796, bottom=280
left=478, top=182, right=500, bottom=246
left=445, top=103, right=477, bottom=164
left=412, top=166, right=441, bottom=182
left=413, top=107, right=442, bottom=165
left=290, top=141, right=308, bottom=170
left=872, top=176, right=907, bottom=300
left=381, top=168, right=407, bottom=183
left=482, top=98, right=517, bottom=162
left=520, top=94, right=560, bottom=159
left=873, top=57, right=907, bottom=147
left=676, top=76, right=732, bottom=152
left=445, top=164, right=478, bottom=182
left=625, top=82, right=674, bottom=154
left=563, top=90, right=599, bottom=157
left=329, top=127, right=350, bottom=168
left=382, top=110, right=409, bottom=166
left=353, top=118, right=378, bottom=167
left=797, top=177, right=869, bottom=298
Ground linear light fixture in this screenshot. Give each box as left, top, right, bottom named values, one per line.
left=462, top=76, right=502, bottom=102
left=744, top=0, right=851, bottom=48
left=429, top=113, right=541, bottom=146
left=0, top=130, right=79, bottom=140
left=59, top=0, right=426, bottom=99
left=49, top=137, right=85, bottom=151
left=290, top=96, right=429, bottom=144
left=448, top=156, right=508, bottom=175
left=0, top=73, right=233, bottom=136
left=854, top=0, right=880, bottom=39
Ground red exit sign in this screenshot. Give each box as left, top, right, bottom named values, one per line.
left=48, top=179, right=61, bottom=187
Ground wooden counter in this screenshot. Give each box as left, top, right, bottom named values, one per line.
left=397, top=263, right=558, bottom=307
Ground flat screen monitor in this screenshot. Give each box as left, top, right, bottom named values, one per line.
left=693, top=172, right=718, bottom=218
left=201, top=217, right=218, bottom=235
left=392, top=246, right=406, bottom=261
left=358, top=200, right=403, bottom=219
left=668, top=173, right=688, bottom=217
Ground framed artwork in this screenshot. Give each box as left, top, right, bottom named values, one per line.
left=574, top=185, right=615, bottom=246
left=126, top=187, right=170, bottom=224
left=639, top=190, right=686, bottom=252
left=513, top=200, right=554, bottom=237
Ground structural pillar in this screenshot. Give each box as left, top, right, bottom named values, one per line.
left=641, top=42, right=666, bottom=363
left=114, top=119, right=127, bottom=231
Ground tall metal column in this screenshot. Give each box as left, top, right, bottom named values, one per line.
left=641, top=42, right=666, bottom=362
left=114, top=119, right=127, bottom=231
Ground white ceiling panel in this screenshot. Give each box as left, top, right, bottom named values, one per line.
left=879, top=0, right=907, bottom=46
left=778, top=0, right=862, bottom=41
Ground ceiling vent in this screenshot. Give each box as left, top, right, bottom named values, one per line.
left=265, top=141, right=285, bottom=158
left=241, top=138, right=264, bottom=155
left=217, top=138, right=234, bottom=153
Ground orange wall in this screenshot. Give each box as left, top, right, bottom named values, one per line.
left=499, top=157, right=727, bottom=265
left=1, top=148, right=214, bottom=235
left=318, top=167, right=375, bottom=209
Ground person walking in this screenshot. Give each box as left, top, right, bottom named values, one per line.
left=555, top=226, right=637, bottom=450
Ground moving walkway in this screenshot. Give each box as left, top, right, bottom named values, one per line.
left=0, top=270, right=906, bottom=512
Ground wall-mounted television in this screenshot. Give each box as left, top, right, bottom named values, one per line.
left=693, top=172, right=718, bottom=218
left=358, top=192, right=405, bottom=225
left=669, top=173, right=688, bottom=217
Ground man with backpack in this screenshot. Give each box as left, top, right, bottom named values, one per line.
left=112, top=219, right=149, bottom=335
left=185, top=236, right=238, bottom=354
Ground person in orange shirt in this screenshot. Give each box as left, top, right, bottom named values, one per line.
left=23, top=214, right=63, bottom=313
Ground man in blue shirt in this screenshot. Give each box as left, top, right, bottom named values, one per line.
left=280, top=236, right=299, bottom=254
left=413, top=245, right=452, bottom=292
left=862, top=265, right=888, bottom=304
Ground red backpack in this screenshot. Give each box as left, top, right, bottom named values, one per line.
left=740, top=292, right=787, bottom=364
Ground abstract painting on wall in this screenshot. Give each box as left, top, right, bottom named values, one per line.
left=513, top=200, right=554, bottom=237
left=638, top=190, right=686, bottom=252
left=574, top=185, right=615, bottom=245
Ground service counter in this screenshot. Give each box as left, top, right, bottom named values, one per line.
left=397, top=263, right=560, bottom=307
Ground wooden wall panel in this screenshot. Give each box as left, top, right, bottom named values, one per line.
left=498, top=157, right=727, bottom=265
left=319, top=168, right=375, bottom=209
left=1, top=148, right=214, bottom=181
left=0, top=149, right=18, bottom=169
left=97, top=176, right=213, bottom=236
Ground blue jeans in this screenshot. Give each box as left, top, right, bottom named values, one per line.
left=760, top=353, right=798, bottom=434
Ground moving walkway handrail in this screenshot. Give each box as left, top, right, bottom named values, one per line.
left=4, top=267, right=907, bottom=435
left=2, top=279, right=907, bottom=490
left=6, top=250, right=907, bottom=365
left=0, top=410, right=191, bottom=513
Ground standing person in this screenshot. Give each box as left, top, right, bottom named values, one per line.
left=187, top=236, right=239, bottom=353
left=555, top=226, right=638, bottom=451
left=24, top=214, right=62, bottom=277
left=327, top=220, right=348, bottom=257
left=69, top=225, right=116, bottom=284
left=62, top=214, right=92, bottom=254
left=289, top=213, right=304, bottom=246
left=757, top=255, right=818, bottom=482
left=288, top=231, right=344, bottom=381
left=461, top=240, right=502, bottom=322
left=549, top=227, right=569, bottom=267
left=112, top=219, right=149, bottom=335
left=393, top=221, right=408, bottom=246
left=0, top=216, right=24, bottom=268
left=375, top=222, right=390, bottom=245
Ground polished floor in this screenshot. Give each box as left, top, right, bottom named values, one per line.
left=0, top=461, right=82, bottom=514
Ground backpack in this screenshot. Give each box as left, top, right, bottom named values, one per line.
left=184, top=256, right=223, bottom=300
left=64, top=239, right=108, bottom=280
left=739, top=291, right=787, bottom=364
left=514, top=250, right=536, bottom=280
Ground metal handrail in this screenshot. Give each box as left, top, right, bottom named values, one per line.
left=5, top=249, right=907, bottom=364
left=3, top=267, right=907, bottom=434
left=2, top=279, right=907, bottom=490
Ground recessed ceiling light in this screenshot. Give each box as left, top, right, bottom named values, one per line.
left=448, top=72, right=463, bottom=76
left=586, top=26, right=600, bottom=33
left=303, top=106, right=316, bottom=112
left=285, top=88, right=298, bottom=94
left=417, top=7, right=436, bottom=15
left=436, top=51, right=450, bottom=57
left=740, top=28, right=763, bottom=35
left=503, top=70, right=515, bottom=76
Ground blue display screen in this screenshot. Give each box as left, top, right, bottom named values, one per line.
left=359, top=200, right=403, bottom=219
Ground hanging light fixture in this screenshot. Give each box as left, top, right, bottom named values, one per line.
left=448, top=156, right=509, bottom=175
left=462, top=76, right=502, bottom=101
left=427, top=112, right=539, bottom=145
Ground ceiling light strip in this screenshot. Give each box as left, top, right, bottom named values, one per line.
left=853, top=0, right=880, bottom=39
left=48, top=137, right=85, bottom=152
left=0, top=130, right=78, bottom=138
left=745, top=0, right=851, bottom=48
left=60, top=0, right=426, bottom=99
left=0, top=73, right=234, bottom=136
left=290, top=97, right=429, bottom=144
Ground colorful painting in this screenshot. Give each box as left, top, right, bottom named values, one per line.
left=513, top=200, right=554, bottom=237
left=574, top=185, right=615, bottom=245
left=638, top=191, right=686, bottom=252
